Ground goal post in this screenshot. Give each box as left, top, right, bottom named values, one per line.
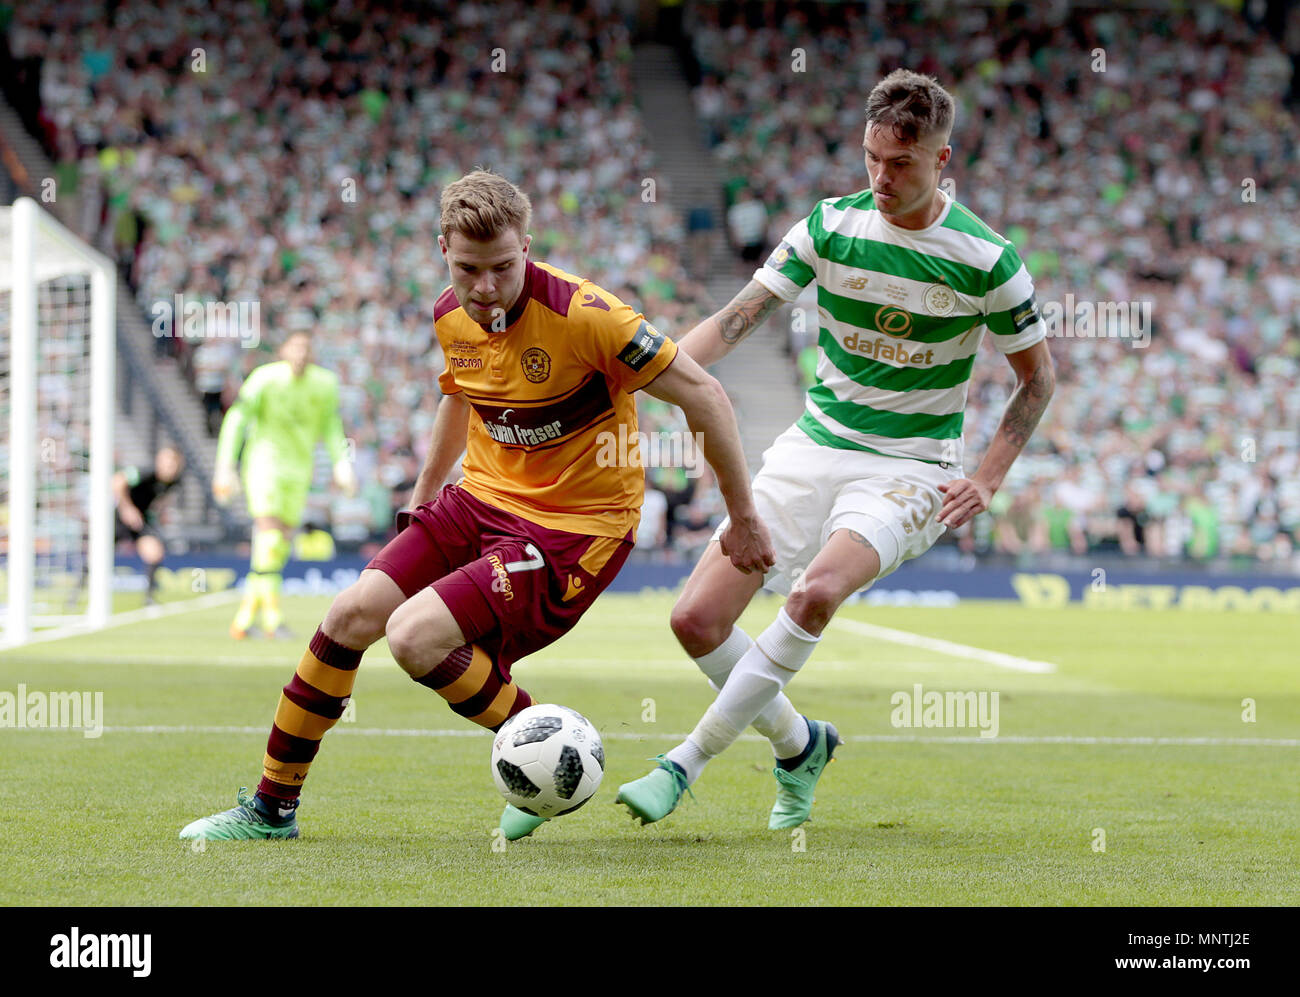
left=1, top=196, right=116, bottom=645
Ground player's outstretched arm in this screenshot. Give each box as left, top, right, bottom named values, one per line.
left=677, top=280, right=785, bottom=368
left=939, top=340, right=1055, bottom=529
left=408, top=390, right=471, bottom=509
left=641, top=353, right=774, bottom=574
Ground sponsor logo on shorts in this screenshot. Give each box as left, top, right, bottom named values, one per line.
left=521, top=347, right=551, bottom=383
left=563, top=575, right=585, bottom=602
left=487, top=553, right=514, bottom=602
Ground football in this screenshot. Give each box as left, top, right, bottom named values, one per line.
left=491, top=704, right=605, bottom=818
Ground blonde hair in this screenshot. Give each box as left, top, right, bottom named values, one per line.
left=439, top=170, right=532, bottom=242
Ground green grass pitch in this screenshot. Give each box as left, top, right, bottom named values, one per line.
left=1, top=590, right=1295, bottom=906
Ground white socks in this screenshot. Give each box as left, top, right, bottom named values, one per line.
left=691, top=625, right=807, bottom=757
left=668, top=611, right=819, bottom=783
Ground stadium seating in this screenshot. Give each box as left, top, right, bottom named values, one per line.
left=9, top=0, right=1298, bottom=564
left=688, top=2, right=1299, bottom=564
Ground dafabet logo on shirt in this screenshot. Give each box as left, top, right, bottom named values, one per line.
left=840, top=332, right=935, bottom=366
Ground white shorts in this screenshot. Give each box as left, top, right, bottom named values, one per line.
left=715, top=425, right=961, bottom=596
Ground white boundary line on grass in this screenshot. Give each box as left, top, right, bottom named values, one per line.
left=832, top=617, right=1058, bottom=674
left=0, top=591, right=241, bottom=649
left=71, top=725, right=1300, bottom=747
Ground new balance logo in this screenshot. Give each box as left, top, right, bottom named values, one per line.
left=841, top=275, right=869, bottom=290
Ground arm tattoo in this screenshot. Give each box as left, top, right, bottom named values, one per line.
left=846, top=530, right=877, bottom=552
left=1001, top=362, right=1054, bottom=450
left=717, top=283, right=784, bottom=345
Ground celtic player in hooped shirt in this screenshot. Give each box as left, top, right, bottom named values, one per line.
left=180, top=170, right=773, bottom=843
left=615, top=70, right=1056, bottom=830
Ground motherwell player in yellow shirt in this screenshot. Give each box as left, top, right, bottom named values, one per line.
left=180, top=170, right=774, bottom=843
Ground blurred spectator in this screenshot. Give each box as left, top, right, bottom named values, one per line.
left=726, top=184, right=768, bottom=262
left=192, top=339, right=233, bottom=437
left=1116, top=483, right=1162, bottom=558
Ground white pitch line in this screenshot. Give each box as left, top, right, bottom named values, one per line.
left=0, top=591, right=241, bottom=650
left=832, top=617, right=1057, bottom=674
left=33, top=725, right=1295, bottom=747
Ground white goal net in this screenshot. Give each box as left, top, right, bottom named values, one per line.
left=0, top=197, right=115, bottom=645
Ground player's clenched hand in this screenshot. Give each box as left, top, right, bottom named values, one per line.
left=718, top=513, right=776, bottom=575
left=937, top=477, right=993, bottom=530
left=212, top=464, right=239, bottom=507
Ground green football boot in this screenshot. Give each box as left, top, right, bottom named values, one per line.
left=179, top=787, right=299, bottom=840
left=769, top=718, right=840, bottom=829
left=499, top=804, right=547, bottom=841
left=616, top=755, right=693, bottom=825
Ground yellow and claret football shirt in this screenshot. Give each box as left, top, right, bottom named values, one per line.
left=434, top=260, right=678, bottom=539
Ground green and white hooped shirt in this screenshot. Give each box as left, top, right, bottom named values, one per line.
left=754, top=187, right=1046, bottom=468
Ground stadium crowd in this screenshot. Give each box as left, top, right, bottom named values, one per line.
left=10, top=0, right=716, bottom=553
left=692, top=2, right=1300, bottom=565
left=9, top=0, right=1298, bottom=565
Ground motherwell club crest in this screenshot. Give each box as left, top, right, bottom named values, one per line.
left=521, top=347, right=551, bottom=383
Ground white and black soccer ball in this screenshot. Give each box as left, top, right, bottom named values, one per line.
left=490, top=704, right=605, bottom=818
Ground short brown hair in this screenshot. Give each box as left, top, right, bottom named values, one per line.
left=439, top=170, right=532, bottom=242
left=865, top=70, right=954, bottom=145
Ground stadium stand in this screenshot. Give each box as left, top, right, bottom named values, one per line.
left=688, top=1, right=1299, bottom=565
left=5, top=0, right=1297, bottom=567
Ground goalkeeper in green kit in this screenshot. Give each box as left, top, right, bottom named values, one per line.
left=213, top=331, right=357, bottom=639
